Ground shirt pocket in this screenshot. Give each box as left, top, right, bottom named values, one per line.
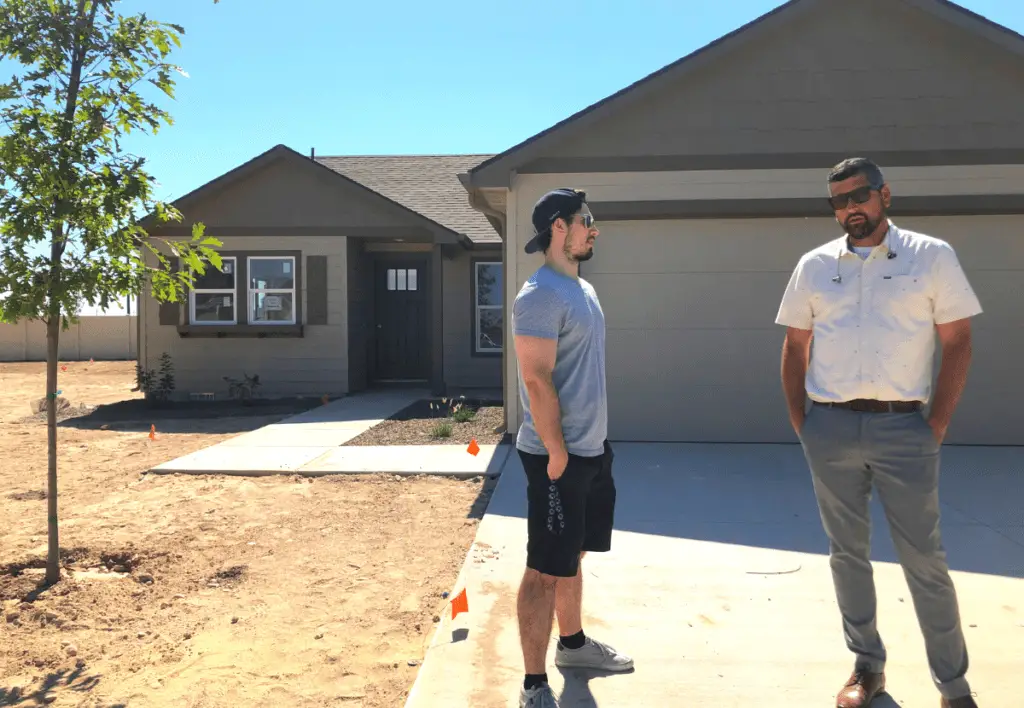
left=873, top=274, right=932, bottom=323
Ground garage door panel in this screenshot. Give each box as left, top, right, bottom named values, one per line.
left=590, top=272, right=792, bottom=329
left=898, top=216, right=1024, bottom=272
left=606, top=328, right=786, bottom=395
left=586, top=217, right=1024, bottom=445
left=606, top=381, right=794, bottom=442
left=947, top=381, right=1024, bottom=445
left=965, top=273, right=1024, bottom=328
left=586, top=218, right=833, bottom=274
left=958, top=329, right=1024, bottom=379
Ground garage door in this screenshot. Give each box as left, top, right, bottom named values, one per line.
left=581, top=215, right=1024, bottom=445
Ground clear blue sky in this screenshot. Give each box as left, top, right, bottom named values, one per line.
left=123, top=0, right=1024, bottom=204
left=6, top=0, right=1024, bottom=314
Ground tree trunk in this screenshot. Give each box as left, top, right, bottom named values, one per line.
left=45, top=313, right=61, bottom=585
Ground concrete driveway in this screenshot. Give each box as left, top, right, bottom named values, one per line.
left=406, top=443, right=1024, bottom=708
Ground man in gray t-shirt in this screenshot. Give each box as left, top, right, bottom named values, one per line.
left=511, top=188, right=632, bottom=708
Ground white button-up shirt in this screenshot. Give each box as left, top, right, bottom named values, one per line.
left=775, top=220, right=983, bottom=403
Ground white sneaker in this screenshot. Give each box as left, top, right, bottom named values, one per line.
left=554, top=636, right=634, bottom=672
left=519, top=683, right=560, bottom=707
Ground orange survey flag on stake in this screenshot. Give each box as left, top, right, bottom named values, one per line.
left=467, top=439, right=480, bottom=456
left=450, top=588, right=469, bottom=619
left=149, top=424, right=156, bottom=441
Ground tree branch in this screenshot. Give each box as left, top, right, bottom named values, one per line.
left=51, top=0, right=100, bottom=265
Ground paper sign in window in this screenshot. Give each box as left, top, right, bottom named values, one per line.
left=223, top=296, right=232, bottom=307
left=263, top=295, right=283, bottom=311
left=223, top=262, right=233, bottom=274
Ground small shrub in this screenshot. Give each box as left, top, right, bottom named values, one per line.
left=224, top=373, right=261, bottom=403
left=136, top=352, right=175, bottom=403
left=430, top=421, right=453, bottom=439
left=134, top=362, right=154, bottom=393
left=430, top=396, right=476, bottom=423
left=156, top=353, right=175, bottom=400
left=452, top=406, right=476, bottom=423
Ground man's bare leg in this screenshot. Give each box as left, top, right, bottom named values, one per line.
left=518, top=568, right=558, bottom=674
left=555, top=552, right=584, bottom=637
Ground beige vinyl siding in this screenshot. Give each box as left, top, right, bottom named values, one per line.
left=442, top=248, right=502, bottom=391
left=543, top=0, right=1024, bottom=161
left=140, top=236, right=349, bottom=399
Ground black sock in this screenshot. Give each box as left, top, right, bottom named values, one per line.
left=524, top=673, right=548, bottom=690
left=559, top=629, right=586, bottom=650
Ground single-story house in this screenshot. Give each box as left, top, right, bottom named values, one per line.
left=460, top=0, right=1024, bottom=446
left=138, top=146, right=504, bottom=399
left=140, top=0, right=1023, bottom=447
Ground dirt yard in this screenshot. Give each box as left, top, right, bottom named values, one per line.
left=0, top=361, right=495, bottom=707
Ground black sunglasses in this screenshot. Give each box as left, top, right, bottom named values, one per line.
left=551, top=211, right=594, bottom=229
left=828, top=185, right=879, bottom=211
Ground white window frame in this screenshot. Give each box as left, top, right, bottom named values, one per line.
left=474, top=261, right=503, bottom=354
left=189, top=256, right=237, bottom=326
left=247, top=255, right=297, bottom=325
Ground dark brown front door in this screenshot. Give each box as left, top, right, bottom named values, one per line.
left=373, top=256, right=429, bottom=382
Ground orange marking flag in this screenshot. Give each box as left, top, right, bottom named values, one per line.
left=450, top=588, right=469, bottom=619
left=467, top=439, right=480, bottom=456
left=149, top=424, right=156, bottom=441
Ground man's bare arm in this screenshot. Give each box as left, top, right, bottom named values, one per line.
left=781, top=327, right=813, bottom=432
left=514, top=334, right=566, bottom=459
left=929, top=317, right=973, bottom=440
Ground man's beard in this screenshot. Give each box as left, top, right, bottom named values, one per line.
left=564, top=239, right=595, bottom=262
left=845, top=212, right=883, bottom=240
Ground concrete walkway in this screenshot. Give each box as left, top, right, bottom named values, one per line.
left=406, top=443, right=1024, bottom=708
left=148, top=389, right=511, bottom=477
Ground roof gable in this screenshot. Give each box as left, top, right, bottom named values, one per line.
left=144, top=145, right=470, bottom=244
left=467, top=0, right=1024, bottom=186
left=317, top=154, right=499, bottom=244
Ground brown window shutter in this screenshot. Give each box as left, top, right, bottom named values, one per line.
left=158, top=256, right=183, bottom=325
left=306, top=255, right=328, bottom=325
left=158, top=302, right=180, bottom=325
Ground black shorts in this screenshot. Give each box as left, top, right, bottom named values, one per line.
left=518, top=440, right=616, bottom=578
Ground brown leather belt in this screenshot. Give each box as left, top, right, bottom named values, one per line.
left=815, top=399, right=922, bottom=413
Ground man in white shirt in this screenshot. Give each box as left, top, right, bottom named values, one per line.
left=775, top=157, right=982, bottom=708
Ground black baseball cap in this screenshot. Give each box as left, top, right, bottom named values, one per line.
left=524, top=188, right=589, bottom=254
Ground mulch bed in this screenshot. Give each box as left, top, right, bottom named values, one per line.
left=343, top=397, right=508, bottom=446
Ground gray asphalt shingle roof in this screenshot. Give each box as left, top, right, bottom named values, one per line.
left=316, top=154, right=500, bottom=244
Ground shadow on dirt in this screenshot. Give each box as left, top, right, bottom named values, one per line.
left=15, top=396, right=331, bottom=434
left=51, top=399, right=323, bottom=432
left=0, top=667, right=122, bottom=707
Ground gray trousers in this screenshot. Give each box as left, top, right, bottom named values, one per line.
left=798, top=403, right=970, bottom=700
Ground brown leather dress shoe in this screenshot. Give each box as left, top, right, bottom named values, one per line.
left=941, top=696, right=978, bottom=708
left=836, top=666, right=886, bottom=707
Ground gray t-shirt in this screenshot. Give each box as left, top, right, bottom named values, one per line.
left=511, top=264, right=608, bottom=458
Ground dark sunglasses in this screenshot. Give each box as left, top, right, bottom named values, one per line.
left=828, top=185, right=878, bottom=211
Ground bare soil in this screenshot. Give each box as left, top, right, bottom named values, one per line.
left=344, top=397, right=508, bottom=447
left=0, top=361, right=495, bottom=707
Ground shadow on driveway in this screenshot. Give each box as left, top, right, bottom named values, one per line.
left=485, top=442, right=1024, bottom=579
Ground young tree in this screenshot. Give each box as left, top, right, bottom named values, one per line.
left=0, top=0, right=223, bottom=585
